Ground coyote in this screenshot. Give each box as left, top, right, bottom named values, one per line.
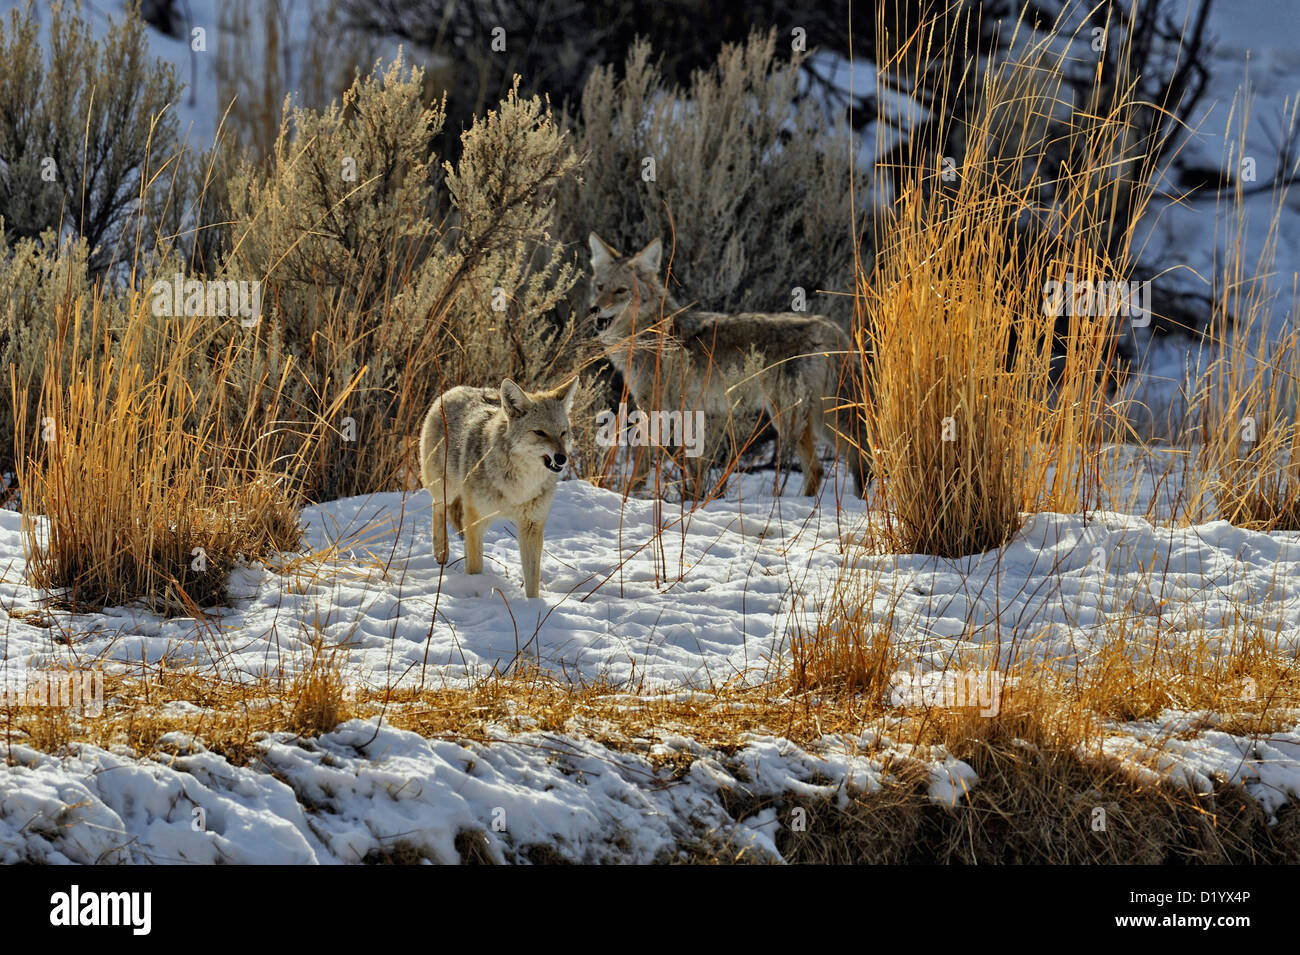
left=587, top=233, right=866, bottom=496
left=419, top=378, right=577, bottom=598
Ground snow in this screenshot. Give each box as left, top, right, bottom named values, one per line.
left=1099, top=717, right=1300, bottom=817
left=0, top=716, right=971, bottom=864
left=0, top=478, right=857, bottom=690
left=4, top=474, right=1295, bottom=693
left=1, top=471, right=1299, bottom=861
left=2, top=0, right=1300, bottom=862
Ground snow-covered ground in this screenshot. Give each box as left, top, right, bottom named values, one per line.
left=2, top=472, right=1299, bottom=690
left=1, top=470, right=1299, bottom=862
left=0, top=716, right=988, bottom=863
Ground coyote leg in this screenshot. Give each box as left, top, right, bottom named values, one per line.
left=795, top=414, right=822, bottom=497
left=431, top=498, right=449, bottom=563
left=463, top=502, right=486, bottom=575
left=518, top=519, right=545, bottom=598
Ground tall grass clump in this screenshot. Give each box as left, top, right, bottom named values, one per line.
left=857, top=7, right=1157, bottom=557
left=789, top=566, right=900, bottom=702
left=1, top=0, right=321, bottom=612
left=286, top=637, right=352, bottom=736
left=14, top=290, right=324, bottom=612
left=1190, top=89, right=1300, bottom=530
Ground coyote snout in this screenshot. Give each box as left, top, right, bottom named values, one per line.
left=418, top=377, right=578, bottom=598
left=587, top=305, right=613, bottom=334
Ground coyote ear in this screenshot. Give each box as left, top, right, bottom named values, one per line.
left=560, top=377, right=579, bottom=413
left=633, top=238, right=662, bottom=274
left=500, top=379, right=530, bottom=418
left=588, top=233, right=617, bottom=267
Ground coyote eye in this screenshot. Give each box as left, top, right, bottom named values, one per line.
left=532, top=429, right=547, bottom=438
left=614, top=287, right=629, bottom=295
left=595, top=283, right=604, bottom=291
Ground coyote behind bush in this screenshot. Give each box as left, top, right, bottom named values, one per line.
left=587, top=233, right=867, bottom=496
left=419, top=378, right=578, bottom=598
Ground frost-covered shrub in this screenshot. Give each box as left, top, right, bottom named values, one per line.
left=0, top=228, right=101, bottom=471
left=225, top=60, right=583, bottom=500
left=0, top=1, right=183, bottom=274
left=557, top=30, right=871, bottom=325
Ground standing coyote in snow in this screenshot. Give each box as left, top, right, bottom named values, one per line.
left=587, top=233, right=867, bottom=496
left=419, top=378, right=578, bottom=598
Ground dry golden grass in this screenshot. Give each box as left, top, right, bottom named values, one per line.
left=12, top=289, right=342, bottom=613
left=9, top=698, right=75, bottom=754
left=9, top=601, right=1296, bottom=765
left=1190, top=88, right=1300, bottom=530
left=1073, top=54, right=1300, bottom=532
left=854, top=6, right=1149, bottom=558
left=789, top=545, right=1300, bottom=744
left=4, top=638, right=1296, bottom=863
left=776, top=591, right=1300, bottom=862
left=789, top=562, right=901, bottom=701
left=287, top=641, right=354, bottom=737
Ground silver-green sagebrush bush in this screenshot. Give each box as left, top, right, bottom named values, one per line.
left=224, top=60, right=584, bottom=500
left=557, top=30, right=871, bottom=326
left=0, top=228, right=104, bottom=471
left=0, top=1, right=182, bottom=273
